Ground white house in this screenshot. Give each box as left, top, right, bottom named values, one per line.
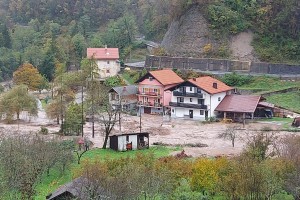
left=169, top=76, right=233, bottom=120
left=87, top=47, right=120, bottom=78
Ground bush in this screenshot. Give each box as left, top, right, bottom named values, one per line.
left=222, top=72, right=253, bottom=86
left=39, top=126, right=49, bottom=135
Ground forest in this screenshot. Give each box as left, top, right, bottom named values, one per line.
left=0, top=0, right=299, bottom=81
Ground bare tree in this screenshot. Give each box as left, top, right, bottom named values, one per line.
left=99, top=104, right=119, bottom=149
left=244, top=131, right=278, bottom=160
left=0, top=134, right=74, bottom=199
left=218, top=125, right=240, bottom=147
left=278, top=135, right=300, bottom=199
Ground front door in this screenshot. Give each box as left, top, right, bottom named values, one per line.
left=189, top=110, right=193, bottom=118
left=205, top=111, right=208, bottom=120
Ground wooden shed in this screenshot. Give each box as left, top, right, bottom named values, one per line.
left=109, top=132, right=149, bottom=151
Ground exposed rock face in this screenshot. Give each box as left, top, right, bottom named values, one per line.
left=161, top=5, right=259, bottom=61
left=161, top=6, right=212, bottom=57
left=230, top=31, right=259, bottom=62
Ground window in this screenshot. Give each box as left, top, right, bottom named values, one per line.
left=177, top=97, right=184, bottom=103
left=107, top=61, right=110, bottom=64
left=149, top=77, right=153, bottom=81
left=106, top=69, right=110, bottom=73
left=190, top=87, right=193, bottom=91
left=172, top=109, right=174, bottom=113
left=198, top=99, right=204, bottom=104
left=218, top=97, right=221, bottom=101
left=179, top=87, right=183, bottom=92
left=200, top=110, right=204, bottom=115
left=197, top=88, right=201, bottom=93
left=190, top=98, right=193, bottom=102
left=126, top=135, right=129, bottom=142
left=154, top=88, right=160, bottom=95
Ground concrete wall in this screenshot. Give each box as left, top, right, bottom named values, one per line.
left=145, top=56, right=300, bottom=75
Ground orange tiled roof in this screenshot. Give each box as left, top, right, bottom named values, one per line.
left=149, top=69, right=184, bottom=86
left=87, top=48, right=119, bottom=60
left=188, top=76, right=233, bottom=94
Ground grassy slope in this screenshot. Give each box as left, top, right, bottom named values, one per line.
left=239, top=76, right=300, bottom=94
left=34, top=146, right=179, bottom=200
left=266, top=92, right=300, bottom=113
left=238, top=76, right=300, bottom=112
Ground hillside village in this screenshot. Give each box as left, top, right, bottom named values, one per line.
left=0, top=0, right=300, bottom=199
left=1, top=46, right=300, bottom=199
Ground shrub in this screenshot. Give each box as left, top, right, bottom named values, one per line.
left=39, top=126, right=49, bottom=135
left=222, top=72, right=253, bottom=86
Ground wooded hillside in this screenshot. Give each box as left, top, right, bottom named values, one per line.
left=0, top=0, right=299, bottom=81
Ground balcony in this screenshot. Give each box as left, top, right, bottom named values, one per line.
left=138, top=101, right=163, bottom=108
left=137, top=91, right=161, bottom=97
left=173, top=91, right=204, bottom=98
left=169, top=102, right=207, bottom=109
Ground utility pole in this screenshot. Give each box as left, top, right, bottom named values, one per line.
left=60, top=69, right=64, bottom=134
left=81, top=82, right=84, bottom=137
left=139, top=106, right=142, bottom=133
left=91, top=62, right=95, bottom=138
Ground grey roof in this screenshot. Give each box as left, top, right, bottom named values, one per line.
left=110, top=85, right=137, bottom=96
left=46, top=177, right=82, bottom=200
left=46, top=177, right=115, bottom=200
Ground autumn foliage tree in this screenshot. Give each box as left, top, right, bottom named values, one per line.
left=0, top=85, right=38, bottom=123
left=13, top=63, right=43, bottom=91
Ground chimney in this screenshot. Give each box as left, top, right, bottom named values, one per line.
left=213, top=82, right=218, bottom=89
left=123, top=86, right=127, bottom=92
left=105, top=45, right=108, bottom=53
left=192, top=78, right=196, bottom=81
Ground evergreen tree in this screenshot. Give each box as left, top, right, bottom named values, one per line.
left=1, top=24, right=12, bottom=49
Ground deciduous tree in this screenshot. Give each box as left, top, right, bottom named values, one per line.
left=13, top=63, right=43, bottom=91
left=0, top=85, right=38, bottom=122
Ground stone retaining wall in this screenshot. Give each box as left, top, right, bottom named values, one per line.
left=145, top=56, right=300, bottom=75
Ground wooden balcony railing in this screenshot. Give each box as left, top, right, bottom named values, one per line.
left=173, top=91, right=204, bottom=98
left=138, top=101, right=163, bottom=108
left=137, top=91, right=161, bottom=97
left=169, top=102, right=207, bottom=109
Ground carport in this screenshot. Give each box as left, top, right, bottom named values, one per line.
left=215, top=95, right=269, bottom=122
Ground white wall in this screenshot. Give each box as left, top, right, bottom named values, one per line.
left=171, top=107, right=206, bottom=120
left=96, top=60, right=120, bottom=78
left=117, top=135, right=138, bottom=151
left=210, top=92, right=227, bottom=117
left=170, top=86, right=227, bottom=119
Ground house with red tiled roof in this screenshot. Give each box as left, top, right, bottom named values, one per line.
left=136, top=69, right=184, bottom=114
left=87, top=47, right=120, bottom=78
left=169, top=76, right=233, bottom=120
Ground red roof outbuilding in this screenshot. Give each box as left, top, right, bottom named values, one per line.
left=215, top=95, right=262, bottom=113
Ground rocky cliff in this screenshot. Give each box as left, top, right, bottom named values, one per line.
left=161, top=6, right=213, bottom=57
left=161, top=5, right=258, bottom=61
